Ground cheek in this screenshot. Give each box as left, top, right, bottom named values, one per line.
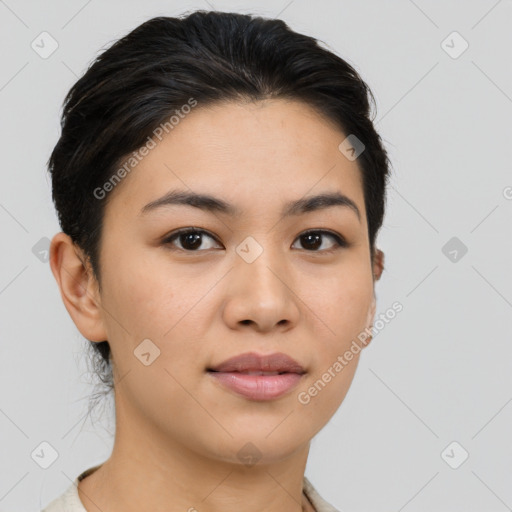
left=299, top=264, right=373, bottom=344
left=100, top=250, right=183, bottom=331
left=295, top=343, right=361, bottom=430
left=301, top=265, right=372, bottom=411
left=99, top=255, right=211, bottom=374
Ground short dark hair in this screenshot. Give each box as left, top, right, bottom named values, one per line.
left=48, top=9, right=391, bottom=399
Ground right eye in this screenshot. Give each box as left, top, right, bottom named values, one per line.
left=162, top=228, right=223, bottom=252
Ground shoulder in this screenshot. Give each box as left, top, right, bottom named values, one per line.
left=41, top=465, right=102, bottom=511
left=303, top=477, right=341, bottom=512
left=41, top=480, right=84, bottom=512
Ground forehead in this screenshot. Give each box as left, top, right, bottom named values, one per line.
left=106, top=98, right=365, bottom=220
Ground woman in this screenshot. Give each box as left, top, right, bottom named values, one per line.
left=44, top=9, right=390, bottom=512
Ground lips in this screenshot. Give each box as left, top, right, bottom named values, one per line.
left=207, top=351, right=305, bottom=374
left=207, top=352, right=306, bottom=401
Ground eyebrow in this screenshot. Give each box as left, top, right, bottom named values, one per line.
left=140, top=189, right=361, bottom=222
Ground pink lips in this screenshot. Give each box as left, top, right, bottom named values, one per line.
left=207, top=352, right=306, bottom=401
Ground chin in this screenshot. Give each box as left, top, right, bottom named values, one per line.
left=196, top=425, right=313, bottom=467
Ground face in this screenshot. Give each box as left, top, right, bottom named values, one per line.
left=53, top=98, right=384, bottom=466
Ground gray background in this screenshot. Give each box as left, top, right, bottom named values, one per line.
left=1, top=1, right=511, bottom=511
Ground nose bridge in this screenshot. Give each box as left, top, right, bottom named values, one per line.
left=223, top=233, right=300, bottom=331
left=235, top=234, right=289, bottom=299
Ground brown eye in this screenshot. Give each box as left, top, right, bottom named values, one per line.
left=163, top=229, right=222, bottom=251
left=162, top=228, right=347, bottom=253
left=292, top=230, right=347, bottom=252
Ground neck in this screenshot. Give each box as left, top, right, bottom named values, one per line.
left=78, top=390, right=313, bottom=512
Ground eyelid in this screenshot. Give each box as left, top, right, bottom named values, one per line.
left=162, top=227, right=222, bottom=249
left=292, top=229, right=348, bottom=251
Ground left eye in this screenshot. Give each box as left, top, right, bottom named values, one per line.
left=163, top=228, right=347, bottom=252
left=291, top=230, right=347, bottom=252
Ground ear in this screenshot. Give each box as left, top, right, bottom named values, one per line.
left=49, top=232, right=108, bottom=342
left=363, top=248, right=385, bottom=347
left=372, top=248, right=385, bottom=282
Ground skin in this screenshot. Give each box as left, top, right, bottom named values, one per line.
left=50, top=98, right=384, bottom=512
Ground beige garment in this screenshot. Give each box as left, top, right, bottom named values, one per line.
left=42, top=464, right=340, bottom=512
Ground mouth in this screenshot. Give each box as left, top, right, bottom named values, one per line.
left=207, top=351, right=306, bottom=374
left=206, top=352, right=306, bottom=401
left=207, top=371, right=305, bottom=401
left=208, top=370, right=293, bottom=375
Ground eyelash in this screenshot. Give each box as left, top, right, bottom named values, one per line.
left=162, top=228, right=349, bottom=254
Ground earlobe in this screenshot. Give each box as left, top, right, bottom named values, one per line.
left=49, top=232, right=108, bottom=342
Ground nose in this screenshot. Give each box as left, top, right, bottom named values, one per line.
left=221, top=245, right=301, bottom=333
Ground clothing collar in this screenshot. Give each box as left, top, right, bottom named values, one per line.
left=42, top=464, right=340, bottom=512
